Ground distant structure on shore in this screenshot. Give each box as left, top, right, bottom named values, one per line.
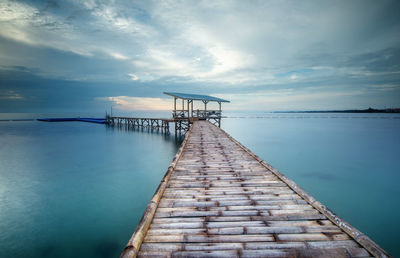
left=276, top=107, right=400, bottom=113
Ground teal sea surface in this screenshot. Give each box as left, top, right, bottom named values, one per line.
left=0, top=112, right=399, bottom=257
left=223, top=112, right=400, bottom=257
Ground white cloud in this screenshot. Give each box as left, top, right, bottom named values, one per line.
left=0, top=90, right=24, bottom=100
left=110, top=52, right=130, bottom=60
left=100, top=96, right=171, bottom=110
left=368, top=83, right=399, bottom=92
left=90, top=4, right=155, bottom=37
left=224, top=88, right=368, bottom=111
left=0, top=1, right=93, bottom=56
left=128, top=73, right=139, bottom=81
left=0, top=0, right=399, bottom=97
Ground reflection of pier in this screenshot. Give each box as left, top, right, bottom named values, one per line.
left=106, top=92, right=230, bottom=135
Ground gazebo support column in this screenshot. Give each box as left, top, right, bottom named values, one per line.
left=174, top=97, right=177, bottom=118
left=191, top=100, right=194, bottom=118
left=202, top=100, right=209, bottom=119
left=218, top=101, right=222, bottom=127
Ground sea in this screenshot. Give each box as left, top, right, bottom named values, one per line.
left=0, top=111, right=399, bottom=257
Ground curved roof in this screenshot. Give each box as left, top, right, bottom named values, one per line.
left=164, top=92, right=230, bottom=103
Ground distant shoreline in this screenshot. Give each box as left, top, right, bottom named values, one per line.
left=275, top=108, right=400, bottom=113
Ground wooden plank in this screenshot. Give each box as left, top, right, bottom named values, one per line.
left=182, top=243, right=244, bottom=251
left=147, top=228, right=206, bottom=235
left=144, top=234, right=275, bottom=243
left=306, top=240, right=360, bottom=248
left=241, top=248, right=350, bottom=258
left=244, top=242, right=306, bottom=250
left=150, top=215, right=330, bottom=224
left=276, top=233, right=350, bottom=241
left=140, top=243, right=182, bottom=252
left=158, top=199, right=308, bottom=208
left=170, top=250, right=239, bottom=257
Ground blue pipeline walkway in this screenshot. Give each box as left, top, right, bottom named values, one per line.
left=37, top=118, right=106, bottom=124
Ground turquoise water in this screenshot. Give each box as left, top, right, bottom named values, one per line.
left=0, top=118, right=181, bottom=258
left=0, top=112, right=399, bottom=257
left=223, top=112, right=400, bottom=256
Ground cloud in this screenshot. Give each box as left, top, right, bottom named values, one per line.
left=223, top=88, right=368, bottom=111
left=368, top=83, right=399, bottom=92
left=0, top=90, right=24, bottom=100
left=110, top=52, right=130, bottom=60
left=0, top=0, right=399, bottom=111
left=128, top=73, right=139, bottom=81
left=100, top=96, right=171, bottom=110
left=1, top=0, right=399, bottom=85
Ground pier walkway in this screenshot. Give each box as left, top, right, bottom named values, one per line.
left=122, top=121, right=389, bottom=258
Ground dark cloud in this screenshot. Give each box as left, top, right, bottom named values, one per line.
left=0, top=0, right=399, bottom=111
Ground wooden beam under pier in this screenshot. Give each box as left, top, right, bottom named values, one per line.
left=107, top=116, right=192, bottom=134
left=107, top=117, right=176, bottom=133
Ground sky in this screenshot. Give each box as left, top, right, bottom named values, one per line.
left=0, top=0, right=399, bottom=112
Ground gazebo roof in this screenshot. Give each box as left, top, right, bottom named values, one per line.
left=164, top=92, right=230, bottom=103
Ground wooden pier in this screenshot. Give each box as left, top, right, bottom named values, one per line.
left=106, top=116, right=174, bottom=133
left=106, top=92, right=230, bottom=135
left=121, top=121, right=389, bottom=258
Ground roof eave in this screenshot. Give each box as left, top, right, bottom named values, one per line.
left=163, top=92, right=230, bottom=103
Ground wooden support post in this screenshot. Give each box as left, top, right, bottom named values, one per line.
left=175, top=120, right=177, bottom=135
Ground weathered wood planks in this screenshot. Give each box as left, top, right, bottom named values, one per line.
left=121, top=121, right=390, bottom=258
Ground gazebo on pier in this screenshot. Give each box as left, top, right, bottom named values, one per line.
left=163, top=92, right=230, bottom=133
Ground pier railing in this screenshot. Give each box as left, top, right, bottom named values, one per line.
left=194, top=109, right=221, bottom=119
left=107, top=107, right=223, bottom=135
left=173, top=110, right=222, bottom=119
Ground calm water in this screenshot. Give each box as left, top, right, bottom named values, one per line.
left=0, top=112, right=399, bottom=257
left=0, top=116, right=181, bottom=258
left=223, top=112, right=400, bottom=256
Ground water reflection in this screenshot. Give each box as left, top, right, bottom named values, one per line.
left=105, top=123, right=185, bottom=146
left=0, top=121, right=182, bottom=258
left=94, top=240, right=120, bottom=258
